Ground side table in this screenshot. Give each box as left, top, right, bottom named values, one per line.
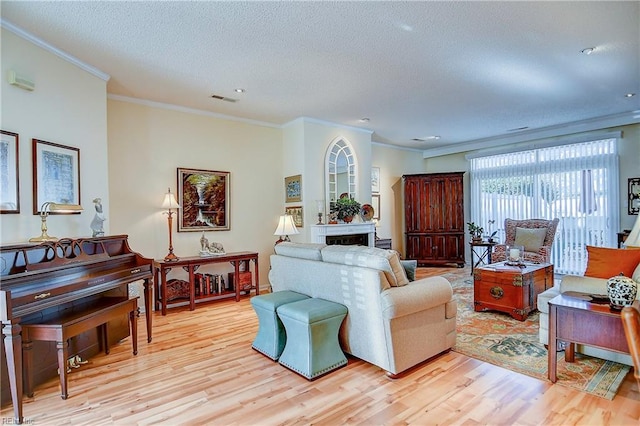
left=548, top=294, right=635, bottom=383
left=469, top=241, right=496, bottom=275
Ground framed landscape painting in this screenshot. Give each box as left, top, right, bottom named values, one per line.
left=32, top=139, right=80, bottom=214
left=285, top=205, right=303, bottom=228
left=0, top=130, right=20, bottom=213
left=177, top=168, right=230, bottom=232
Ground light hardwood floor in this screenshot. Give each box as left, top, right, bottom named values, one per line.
left=2, top=267, right=638, bottom=425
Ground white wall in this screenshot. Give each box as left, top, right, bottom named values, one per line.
left=0, top=28, right=109, bottom=244
left=107, top=98, right=283, bottom=284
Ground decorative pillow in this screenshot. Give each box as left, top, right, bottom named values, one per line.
left=513, top=227, right=547, bottom=252
left=321, top=245, right=409, bottom=287
left=584, top=246, right=640, bottom=279
left=400, top=260, right=417, bottom=282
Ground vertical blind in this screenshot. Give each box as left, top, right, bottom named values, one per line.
left=469, top=138, right=619, bottom=275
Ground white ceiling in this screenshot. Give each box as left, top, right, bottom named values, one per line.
left=2, top=1, right=639, bottom=154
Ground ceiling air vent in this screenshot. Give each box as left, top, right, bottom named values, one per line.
left=210, top=94, right=238, bottom=103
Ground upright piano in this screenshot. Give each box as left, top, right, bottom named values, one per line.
left=0, top=235, right=154, bottom=423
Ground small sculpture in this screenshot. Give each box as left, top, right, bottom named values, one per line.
left=199, top=232, right=225, bottom=256
left=90, top=198, right=106, bottom=237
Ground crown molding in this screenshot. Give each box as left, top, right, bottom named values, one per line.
left=371, top=140, right=423, bottom=152
left=283, top=117, right=374, bottom=135
left=1, top=19, right=110, bottom=82
left=422, top=110, right=640, bottom=159
left=107, top=94, right=281, bottom=128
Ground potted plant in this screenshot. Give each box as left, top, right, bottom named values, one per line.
left=467, top=222, right=484, bottom=242
left=335, top=197, right=362, bottom=223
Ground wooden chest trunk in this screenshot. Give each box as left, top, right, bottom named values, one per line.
left=473, top=263, right=553, bottom=321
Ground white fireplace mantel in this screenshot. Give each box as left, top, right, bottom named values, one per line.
left=310, top=223, right=375, bottom=247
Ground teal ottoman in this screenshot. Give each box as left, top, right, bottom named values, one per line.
left=277, top=298, right=348, bottom=380
left=250, top=291, right=310, bottom=360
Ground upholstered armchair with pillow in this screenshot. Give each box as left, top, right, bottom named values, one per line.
left=492, top=218, right=560, bottom=264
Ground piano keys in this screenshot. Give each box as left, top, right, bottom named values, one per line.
left=0, top=235, right=154, bottom=423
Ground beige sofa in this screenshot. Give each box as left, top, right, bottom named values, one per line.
left=268, top=242, right=457, bottom=376
left=537, top=263, right=640, bottom=365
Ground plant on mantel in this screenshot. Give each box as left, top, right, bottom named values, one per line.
left=335, top=197, right=362, bottom=223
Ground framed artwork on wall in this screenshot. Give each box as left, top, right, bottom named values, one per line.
left=177, top=168, right=230, bottom=232
left=1, top=130, right=20, bottom=213
left=32, top=139, right=80, bottom=214
left=285, top=174, right=302, bottom=202
left=372, top=194, right=380, bottom=220
left=371, top=167, right=380, bottom=193
left=285, top=205, right=303, bottom=228
left=629, top=177, right=640, bottom=215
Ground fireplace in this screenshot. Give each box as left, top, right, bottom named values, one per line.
left=326, top=233, right=368, bottom=246
left=310, top=223, right=375, bottom=247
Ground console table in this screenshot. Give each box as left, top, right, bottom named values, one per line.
left=154, top=251, right=259, bottom=315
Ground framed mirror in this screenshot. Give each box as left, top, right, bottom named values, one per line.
left=629, top=177, right=640, bottom=215
left=325, top=138, right=356, bottom=215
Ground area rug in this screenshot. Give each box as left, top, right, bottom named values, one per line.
left=436, top=268, right=631, bottom=400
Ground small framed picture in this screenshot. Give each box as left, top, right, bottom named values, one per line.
left=1, top=130, right=20, bottom=213
left=285, top=205, right=303, bottom=228
left=371, top=167, right=380, bottom=193
left=177, top=167, right=230, bottom=231
left=372, top=194, right=380, bottom=220
left=32, top=139, right=80, bottom=214
left=285, top=174, right=302, bottom=202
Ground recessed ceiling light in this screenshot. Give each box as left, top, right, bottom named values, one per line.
left=234, top=88, right=245, bottom=93
left=580, top=47, right=595, bottom=55
left=359, top=117, right=370, bottom=122
left=625, top=93, right=636, bottom=98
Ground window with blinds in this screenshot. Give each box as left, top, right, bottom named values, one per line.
left=469, top=138, right=619, bottom=275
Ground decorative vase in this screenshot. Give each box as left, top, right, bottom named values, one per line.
left=606, top=273, right=638, bottom=310
left=343, top=215, right=354, bottom=223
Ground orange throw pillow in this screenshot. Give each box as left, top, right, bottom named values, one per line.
left=584, top=245, right=640, bottom=279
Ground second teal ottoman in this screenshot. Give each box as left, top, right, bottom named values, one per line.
left=277, top=298, right=348, bottom=380
left=250, top=290, right=310, bottom=360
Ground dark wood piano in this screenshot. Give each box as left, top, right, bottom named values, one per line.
left=0, top=235, right=153, bottom=423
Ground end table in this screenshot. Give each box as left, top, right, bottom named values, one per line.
left=469, top=241, right=497, bottom=275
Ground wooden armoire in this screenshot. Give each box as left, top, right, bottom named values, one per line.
left=403, top=172, right=465, bottom=267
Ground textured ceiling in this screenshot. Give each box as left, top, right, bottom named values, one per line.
left=2, top=1, right=639, bottom=152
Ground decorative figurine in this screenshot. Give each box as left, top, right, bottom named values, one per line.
left=90, top=198, right=106, bottom=237
left=199, top=231, right=225, bottom=256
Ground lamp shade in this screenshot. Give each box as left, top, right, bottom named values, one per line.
left=273, top=214, right=299, bottom=236
left=625, top=214, right=640, bottom=247
left=48, top=202, right=83, bottom=213
left=161, top=188, right=180, bottom=209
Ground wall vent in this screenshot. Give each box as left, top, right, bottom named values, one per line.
left=210, top=94, right=237, bottom=103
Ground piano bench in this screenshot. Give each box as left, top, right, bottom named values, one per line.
left=21, top=297, right=139, bottom=400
